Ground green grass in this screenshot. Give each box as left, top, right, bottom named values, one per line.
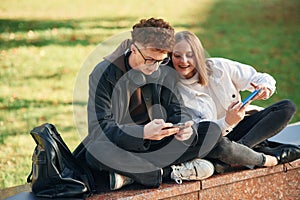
left=198, top=0, right=300, bottom=110
left=0, top=0, right=299, bottom=189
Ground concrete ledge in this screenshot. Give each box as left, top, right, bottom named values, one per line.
left=2, top=160, right=299, bottom=199
left=200, top=159, right=300, bottom=199
left=88, top=181, right=200, bottom=200
left=87, top=159, right=300, bottom=200
left=1, top=184, right=31, bottom=200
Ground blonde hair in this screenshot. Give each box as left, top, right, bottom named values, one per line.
left=174, top=31, right=209, bottom=85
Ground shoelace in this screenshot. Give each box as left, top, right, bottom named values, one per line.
left=279, top=148, right=294, bottom=172
left=282, top=162, right=293, bottom=172
left=172, top=163, right=197, bottom=184
left=172, top=166, right=184, bottom=184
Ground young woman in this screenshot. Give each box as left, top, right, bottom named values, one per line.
left=171, top=30, right=300, bottom=172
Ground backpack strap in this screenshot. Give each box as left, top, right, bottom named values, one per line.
left=27, top=169, right=33, bottom=183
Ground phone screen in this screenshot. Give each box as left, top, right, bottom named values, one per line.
left=162, top=123, right=185, bottom=130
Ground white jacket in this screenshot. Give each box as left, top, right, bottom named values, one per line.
left=177, top=57, right=276, bottom=135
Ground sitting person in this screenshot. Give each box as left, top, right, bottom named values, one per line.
left=82, top=18, right=221, bottom=191
left=170, top=30, right=300, bottom=173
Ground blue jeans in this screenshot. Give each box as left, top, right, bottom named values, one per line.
left=207, top=99, right=296, bottom=167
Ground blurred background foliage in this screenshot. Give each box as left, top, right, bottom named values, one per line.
left=0, top=0, right=299, bottom=188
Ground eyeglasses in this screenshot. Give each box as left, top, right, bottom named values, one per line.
left=133, top=43, right=170, bottom=66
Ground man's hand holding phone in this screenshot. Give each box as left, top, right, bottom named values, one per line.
left=144, top=119, right=194, bottom=141
left=174, top=121, right=194, bottom=141
left=144, top=119, right=176, bottom=140
left=162, top=123, right=186, bottom=130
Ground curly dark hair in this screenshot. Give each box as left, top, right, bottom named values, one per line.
left=131, top=18, right=175, bottom=52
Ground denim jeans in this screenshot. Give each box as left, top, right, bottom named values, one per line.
left=207, top=99, right=296, bottom=167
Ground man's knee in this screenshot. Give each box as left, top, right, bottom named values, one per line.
left=197, top=121, right=221, bottom=136
left=85, top=142, right=105, bottom=171
left=199, top=121, right=222, bottom=145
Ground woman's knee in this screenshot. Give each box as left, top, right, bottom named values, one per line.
left=277, top=99, right=297, bottom=122
left=283, top=99, right=296, bottom=114
left=275, top=99, right=296, bottom=114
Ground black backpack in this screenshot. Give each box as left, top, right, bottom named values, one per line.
left=27, top=123, right=96, bottom=199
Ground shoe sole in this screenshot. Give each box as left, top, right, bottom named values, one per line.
left=195, top=159, right=214, bottom=180
left=109, top=173, right=117, bottom=190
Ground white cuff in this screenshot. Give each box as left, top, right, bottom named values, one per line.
left=216, top=117, right=234, bottom=136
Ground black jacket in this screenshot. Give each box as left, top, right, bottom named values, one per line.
left=87, top=53, right=196, bottom=152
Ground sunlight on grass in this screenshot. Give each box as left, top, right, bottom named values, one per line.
left=0, top=0, right=214, bottom=24
left=0, top=0, right=216, bottom=188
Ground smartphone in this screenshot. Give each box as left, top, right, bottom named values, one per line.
left=241, top=89, right=261, bottom=108
left=162, top=123, right=186, bottom=130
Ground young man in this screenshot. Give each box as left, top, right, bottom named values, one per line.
left=84, top=18, right=221, bottom=190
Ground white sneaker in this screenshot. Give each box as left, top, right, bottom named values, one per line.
left=171, top=158, right=214, bottom=184
left=109, top=172, right=134, bottom=190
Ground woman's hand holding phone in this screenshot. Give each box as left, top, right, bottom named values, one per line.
left=249, top=82, right=271, bottom=101
left=225, top=101, right=246, bottom=127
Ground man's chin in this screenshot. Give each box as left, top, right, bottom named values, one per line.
left=143, top=71, right=154, bottom=76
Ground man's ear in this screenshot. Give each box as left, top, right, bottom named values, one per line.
left=130, top=44, right=136, bottom=54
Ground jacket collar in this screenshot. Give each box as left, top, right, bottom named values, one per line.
left=206, top=59, right=224, bottom=83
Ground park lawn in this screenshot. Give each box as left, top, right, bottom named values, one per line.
left=198, top=0, right=300, bottom=109
left=0, top=0, right=299, bottom=188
